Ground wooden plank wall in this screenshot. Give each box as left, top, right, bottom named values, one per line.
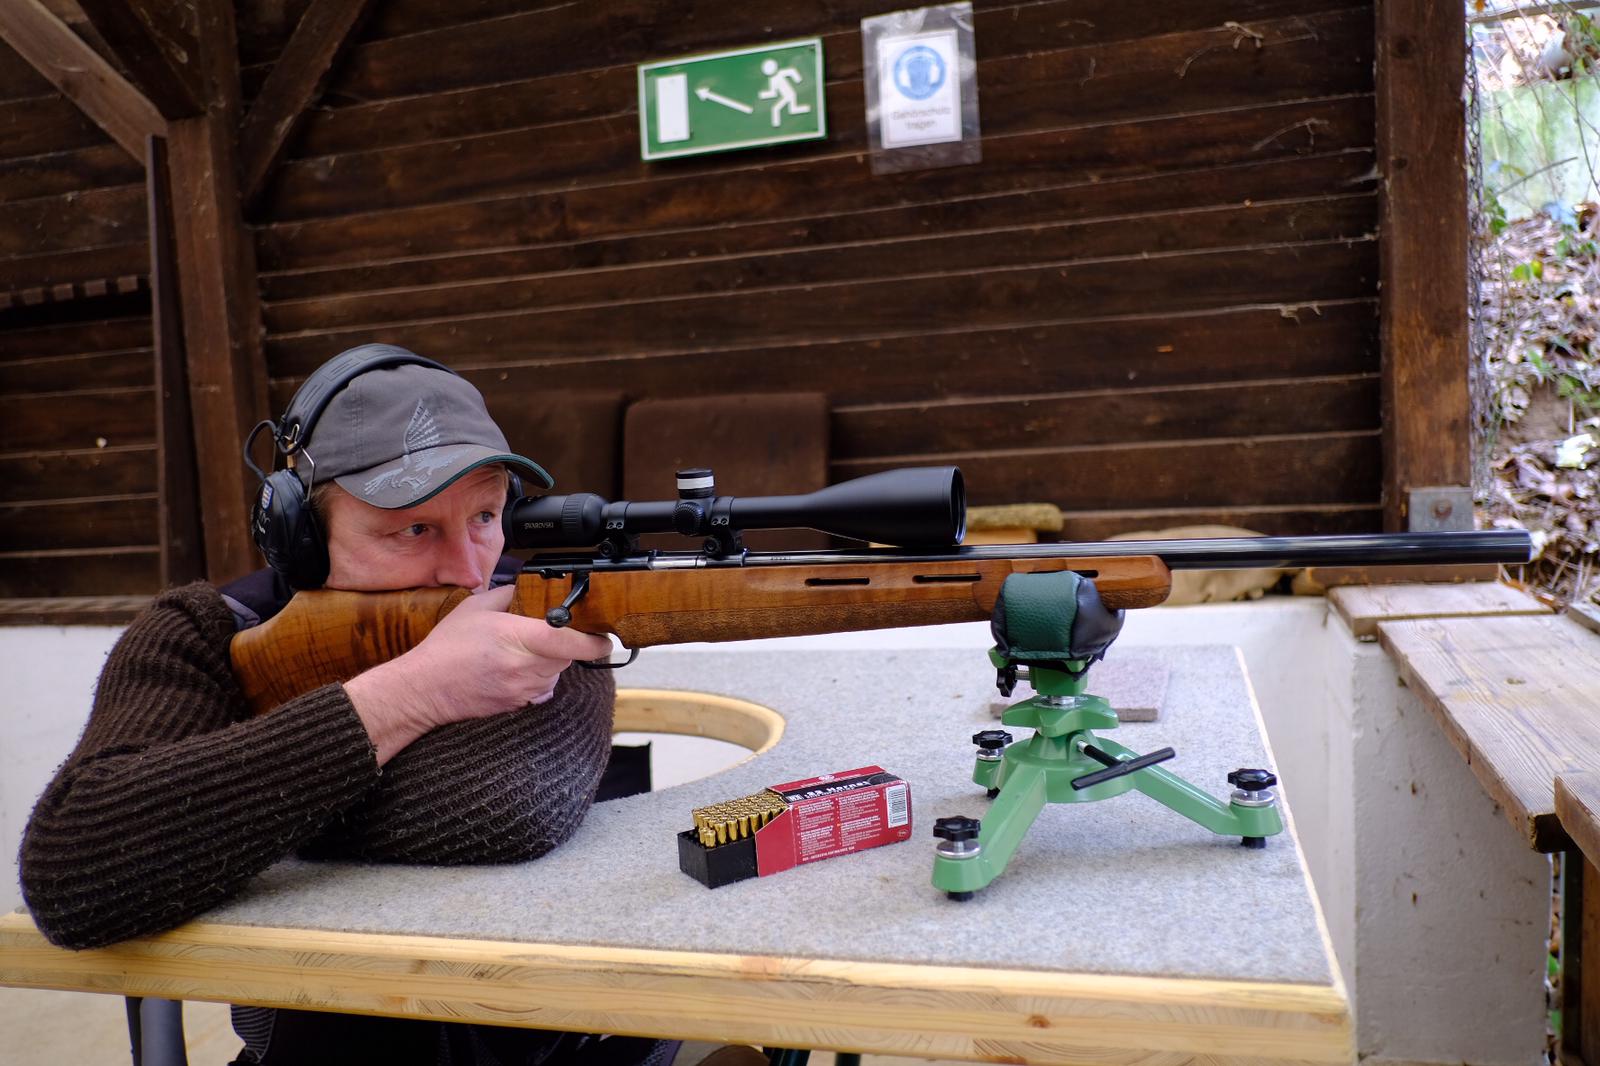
left=0, top=0, right=1383, bottom=601
left=251, top=0, right=1381, bottom=537
left=0, top=32, right=159, bottom=598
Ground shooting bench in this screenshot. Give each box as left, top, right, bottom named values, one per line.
left=0, top=644, right=1351, bottom=1066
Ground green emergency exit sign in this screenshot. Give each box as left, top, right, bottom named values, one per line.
left=638, top=39, right=826, bottom=161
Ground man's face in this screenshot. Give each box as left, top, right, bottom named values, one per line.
left=322, top=466, right=508, bottom=591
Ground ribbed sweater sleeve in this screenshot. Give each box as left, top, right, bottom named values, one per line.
left=19, top=583, right=382, bottom=949
left=300, top=663, right=616, bottom=864
left=19, top=581, right=619, bottom=950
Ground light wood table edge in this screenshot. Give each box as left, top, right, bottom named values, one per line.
left=1375, top=617, right=1585, bottom=852
left=0, top=911, right=1350, bottom=1065
left=1328, top=581, right=1549, bottom=641
left=1558, top=773, right=1600, bottom=871
left=1232, top=649, right=1352, bottom=1012
left=614, top=687, right=786, bottom=754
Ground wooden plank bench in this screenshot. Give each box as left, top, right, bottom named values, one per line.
left=1333, top=583, right=1598, bottom=1065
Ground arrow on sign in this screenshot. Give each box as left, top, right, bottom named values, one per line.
left=695, top=86, right=753, bottom=114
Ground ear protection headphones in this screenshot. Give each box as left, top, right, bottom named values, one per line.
left=243, top=344, right=523, bottom=590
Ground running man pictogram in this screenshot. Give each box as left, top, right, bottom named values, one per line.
left=758, top=58, right=811, bottom=127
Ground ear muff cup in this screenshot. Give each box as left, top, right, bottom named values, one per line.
left=250, top=468, right=330, bottom=591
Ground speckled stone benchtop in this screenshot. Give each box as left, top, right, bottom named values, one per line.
left=205, top=644, right=1332, bottom=986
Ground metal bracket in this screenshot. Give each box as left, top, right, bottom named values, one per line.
left=1407, top=486, right=1474, bottom=532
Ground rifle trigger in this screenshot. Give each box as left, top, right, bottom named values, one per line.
left=580, top=646, right=639, bottom=670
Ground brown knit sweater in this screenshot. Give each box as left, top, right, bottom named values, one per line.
left=19, top=581, right=617, bottom=950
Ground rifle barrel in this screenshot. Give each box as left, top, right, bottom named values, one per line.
left=527, top=530, right=1534, bottom=575
left=724, top=530, right=1535, bottom=571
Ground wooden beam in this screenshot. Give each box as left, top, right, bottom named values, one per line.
left=1375, top=0, right=1472, bottom=530
left=238, top=0, right=378, bottom=205
left=75, top=0, right=204, bottom=119
left=166, top=0, right=269, bottom=582
left=0, top=0, right=162, bottom=164
left=146, top=135, right=206, bottom=587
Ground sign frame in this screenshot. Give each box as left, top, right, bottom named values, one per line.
left=638, top=38, right=828, bottom=162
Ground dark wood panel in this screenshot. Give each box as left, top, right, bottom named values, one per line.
left=0, top=494, right=157, bottom=551
left=1055, top=503, right=1382, bottom=540
left=297, top=4, right=1369, bottom=159
left=1, top=386, right=154, bottom=453
left=262, top=151, right=1377, bottom=301
left=0, top=346, right=151, bottom=392
left=1377, top=0, right=1469, bottom=528
left=265, top=13, right=1371, bottom=223
left=0, top=93, right=107, bottom=158
left=0, top=443, right=156, bottom=501
left=0, top=39, right=56, bottom=101
left=833, top=376, right=1381, bottom=458
left=0, top=315, right=151, bottom=359
left=258, top=95, right=1372, bottom=268
left=0, top=241, right=149, bottom=292
left=837, top=431, right=1383, bottom=510
left=265, top=194, right=1376, bottom=335
left=0, top=546, right=161, bottom=596
left=235, top=0, right=314, bottom=69
left=267, top=236, right=1377, bottom=369
left=0, top=143, right=144, bottom=204
left=269, top=301, right=1380, bottom=412
left=331, top=0, right=1365, bottom=103
left=0, top=184, right=145, bottom=258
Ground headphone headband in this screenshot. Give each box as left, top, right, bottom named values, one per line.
left=275, top=344, right=453, bottom=459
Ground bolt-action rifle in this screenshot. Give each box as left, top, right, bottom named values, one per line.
left=230, top=467, right=1534, bottom=715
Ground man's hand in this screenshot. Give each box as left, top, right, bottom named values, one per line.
left=342, top=585, right=612, bottom=765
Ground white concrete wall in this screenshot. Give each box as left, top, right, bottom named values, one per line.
left=1, top=626, right=120, bottom=914
left=0, top=602, right=1554, bottom=1063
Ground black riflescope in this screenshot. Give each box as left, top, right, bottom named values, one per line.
left=505, top=466, right=966, bottom=550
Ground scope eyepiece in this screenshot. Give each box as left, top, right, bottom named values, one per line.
left=504, top=466, right=965, bottom=552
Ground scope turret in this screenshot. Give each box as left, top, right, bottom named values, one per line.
left=504, top=466, right=965, bottom=555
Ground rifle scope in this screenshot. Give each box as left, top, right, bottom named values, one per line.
left=504, top=466, right=966, bottom=554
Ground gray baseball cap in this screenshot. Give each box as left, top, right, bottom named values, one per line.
left=304, top=363, right=552, bottom=509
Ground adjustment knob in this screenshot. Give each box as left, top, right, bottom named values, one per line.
left=933, top=815, right=981, bottom=842
left=676, top=468, right=714, bottom=499
left=1227, top=768, right=1278, bottom=792
left=972, top=729, right=1013, bottom=751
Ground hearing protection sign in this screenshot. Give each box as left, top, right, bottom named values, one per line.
left=861, top=3, right=980, bottom=173
left=638, top=39, right=827, bottom=161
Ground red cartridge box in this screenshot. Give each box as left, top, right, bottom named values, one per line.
left=678, top=766, right=913, bottom=888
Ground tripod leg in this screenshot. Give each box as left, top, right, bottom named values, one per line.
left=933, top=760, right=1049, bottom=898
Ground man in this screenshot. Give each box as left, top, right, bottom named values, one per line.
left=19, top=347, right=660, bottom=1065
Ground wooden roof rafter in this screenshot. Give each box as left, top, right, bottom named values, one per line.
left=74, top=0, right=205, bottom=120
left=0, top=0, right=164, bottom=164
left=238, top=0, right=378, bottom=206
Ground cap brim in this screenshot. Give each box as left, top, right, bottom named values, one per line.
left=334, top=444, right=553, bottom=509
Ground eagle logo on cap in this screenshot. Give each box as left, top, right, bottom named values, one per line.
left=362, top=401, right=457, bottom=496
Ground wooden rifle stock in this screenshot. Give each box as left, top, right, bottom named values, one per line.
left=229, top=555, right=1171, bottom=716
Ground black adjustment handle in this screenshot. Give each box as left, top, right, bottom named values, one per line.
left=933, top=815, right=981, bottom=842
left=972, top=729, right=1013, bottom=751
left=1071, top=746, right=1176, bottom=791
left=1227, top=768, right=1277, bottom=791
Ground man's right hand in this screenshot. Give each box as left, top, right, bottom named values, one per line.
left=342, top=585, right=613, bottom=765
